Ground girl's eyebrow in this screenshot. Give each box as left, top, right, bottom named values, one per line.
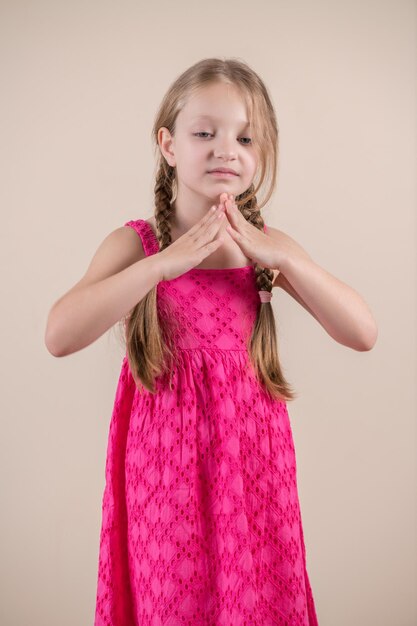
left=190, top=114, right=250, bottom=127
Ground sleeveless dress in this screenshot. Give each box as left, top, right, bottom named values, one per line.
left=94, top=219, right=319, bottom=626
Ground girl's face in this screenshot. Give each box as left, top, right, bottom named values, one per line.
left=159, top=82, right=259, bottom=206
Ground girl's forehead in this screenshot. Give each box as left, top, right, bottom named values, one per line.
left=180, top=83, right=249, bottom=116
left=189, top=114, right=249, bottom=125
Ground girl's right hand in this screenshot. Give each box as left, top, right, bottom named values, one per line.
left=156, top=204, right=226, bottom=282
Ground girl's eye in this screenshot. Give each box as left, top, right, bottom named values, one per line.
left=193, top=132, right=252, bottom=145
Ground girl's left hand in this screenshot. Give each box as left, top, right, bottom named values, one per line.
left=219, top=192, right=283, bottom=270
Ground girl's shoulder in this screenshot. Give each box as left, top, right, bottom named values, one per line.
left=66, top=225, right=146, bottom=294
left=124, top=216, right=157, bottom=240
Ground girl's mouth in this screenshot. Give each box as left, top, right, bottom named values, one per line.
left=208, top=171, right=238, bottom=178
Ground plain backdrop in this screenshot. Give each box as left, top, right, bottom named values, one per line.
left=1, top=1, right=416, bottom=625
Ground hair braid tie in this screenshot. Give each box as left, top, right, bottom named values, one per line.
left=259, top=290, right=272, bottom=303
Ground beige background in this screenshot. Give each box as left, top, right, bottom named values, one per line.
left=1, top=0, right=416, bottom=624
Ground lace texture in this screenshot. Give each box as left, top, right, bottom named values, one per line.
left=94, top=219, right=319, bottom=625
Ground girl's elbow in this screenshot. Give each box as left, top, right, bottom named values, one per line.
left=45, top=327, right=63, bottom=357
left=44, top=315, right=68, bottom=357
left=358, top=322, right=378, bottom=351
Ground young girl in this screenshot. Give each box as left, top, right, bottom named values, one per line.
left=45, top=57, right=377, bottom=625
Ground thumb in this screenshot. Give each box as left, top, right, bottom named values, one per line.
left=226, top=223, right=238, bottom=237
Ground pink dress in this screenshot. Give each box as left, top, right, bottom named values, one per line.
left=94, top=218, right=319, bottom=626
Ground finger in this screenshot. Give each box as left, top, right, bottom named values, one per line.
left=205, top=209, right=225, bottom=237
left=226, top=223, right=240, bottom=239
left=207, top=205, right=225, bottom=229
left=196, top=209, right=225, bottom=248
left=188, top=204, right=219, bottom=236
left=225, top=197, right=238, bottom=213
left=204, top=205, right=221, bottom=223
left=204, top=236, right=223, bottom=254
left=225, top=200, right=240, bottom=225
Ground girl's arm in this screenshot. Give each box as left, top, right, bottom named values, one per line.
left=269, top=228, right=378, bottom=351
left=44, top=227, right=162, bottom=357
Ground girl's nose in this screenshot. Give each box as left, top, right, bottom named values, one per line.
left=214, top=141, right=237, bottom=160
left=214, top=150, right=237, bottom=159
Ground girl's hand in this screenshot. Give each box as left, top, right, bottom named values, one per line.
left=221, top=192, right=287, bottom=271
left=156, top=204, right=225, bottom=281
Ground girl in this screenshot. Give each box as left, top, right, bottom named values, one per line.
left=45, top=57, right=378, bottom=625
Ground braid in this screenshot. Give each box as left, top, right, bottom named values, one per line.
left=154, top=164, right=175, bottom=251
left=237, top=184, right=274, bottom=296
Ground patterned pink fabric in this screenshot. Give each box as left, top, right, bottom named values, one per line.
left=94, top=219, right=319, bottom=625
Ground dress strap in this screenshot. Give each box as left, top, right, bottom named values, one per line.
left=124, top=219, right=159, bottom=257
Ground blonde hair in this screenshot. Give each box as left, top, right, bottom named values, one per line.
left=120, top=57, right=296, bottom=402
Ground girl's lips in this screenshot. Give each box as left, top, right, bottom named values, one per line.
left=208, top=171, right=238, bottom=177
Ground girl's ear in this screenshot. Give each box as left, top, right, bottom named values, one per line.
left=158, top=127, right=176, bottom=167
